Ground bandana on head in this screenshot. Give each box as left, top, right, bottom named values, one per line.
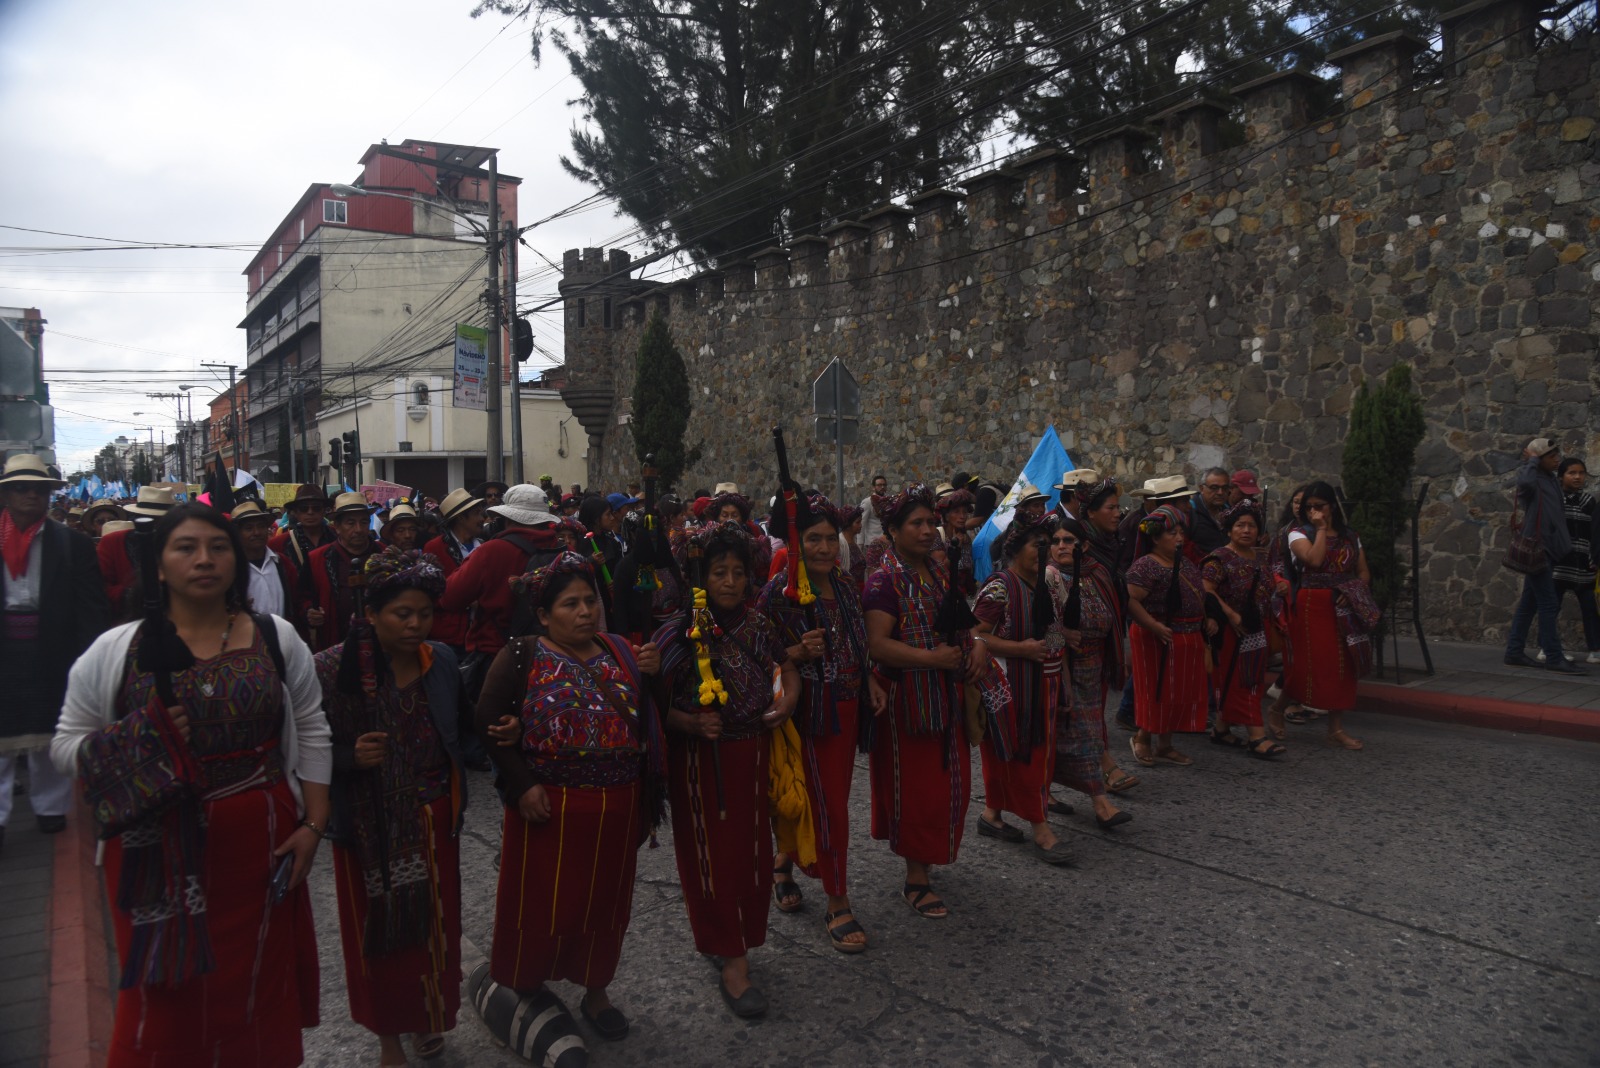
left=1138, top=503, right=1188, bottom=539
left=688, top=518, right=753, bottom=555
left=1220, top=500, right=1264, bottom=533
left=363, top=547, right=446, bottom=601
left=934, top=488, right=975, bottom=515
left=509, top=550, right=596, bottom=608
left=706, top=491, right=752, bottom=522
left=872, top=482, right=936, bottom=527
left=1072, top=475, right=1119, bottom=509
left=1000, top=511, right=1059, bottom=561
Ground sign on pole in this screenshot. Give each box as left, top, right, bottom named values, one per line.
left=452, top=324, right=489, bottom=410
left=811, top=358, right=862, bottom=506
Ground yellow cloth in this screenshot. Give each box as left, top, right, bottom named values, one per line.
left=768, top=719, right=816, bottom=868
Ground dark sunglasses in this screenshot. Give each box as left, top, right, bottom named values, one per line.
left=1050, top=535, right=1079, bottom=546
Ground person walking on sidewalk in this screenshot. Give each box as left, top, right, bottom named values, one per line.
left=1547, top=458, right=1599, bottom=665
left=1504, top=438, right=1589, bottom=675
left=0, top=455, right=109, bottom=852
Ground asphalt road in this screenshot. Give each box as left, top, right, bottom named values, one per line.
left=302, top=708, right=1600, bottom=1068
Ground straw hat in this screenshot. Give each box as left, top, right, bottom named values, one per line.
left=1052, top=467, right=1100, bottom=491
left=125, top=485, right=179, bottom=517
left=99, top=520, right=134, bottom=536
left=1015, top=483, right=1048, bottom=507
left=437, top=488, right=483, bottom=524
left=230, top=499, right=272, bottom=523
left=330, top=491, right=374, bottom=518
left=380, top=503, right=419, bottom=540
left=1129, top=475, right=1192, bottom=500
left=713, top=481, right=740, bottom=496
left=83, top=501, right=127, bottom=525
left=0, top=454, right=65, bottom=488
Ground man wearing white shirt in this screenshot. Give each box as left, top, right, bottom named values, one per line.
left=234, top=499, right=299, bottom=626
left=858, top=473, right=888, bottom=546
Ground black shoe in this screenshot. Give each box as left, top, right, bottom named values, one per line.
left=1097, top=811, right=1134, bottom=831
left=1045, top=798, right=1074, bottom=816
left=976, top=814, right=1025, bottom=842
left=1547, top=658, right=1590, bottom=676
left=719, top=977, right=769, bottom=1019
left=1503, top=654, right=1536, bottom=668
left=36, top=815, right=66, bottom=834
left=579, top=995, right=630, bottom=1041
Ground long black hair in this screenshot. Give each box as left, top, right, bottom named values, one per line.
left=1296, top=480, right=1351, bottom=536
left=135, top=503, right=251, bottom=677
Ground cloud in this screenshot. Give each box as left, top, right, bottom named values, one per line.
left=1, top=0, right=618, bottom=472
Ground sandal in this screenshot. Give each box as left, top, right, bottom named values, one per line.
left=772, top=858, right=803, bottom=913
left=1129, top=736, right=1155, bottom=767
left=1267, top=707, right=1287, bottom=741
left=410, top=1033, right=445, bottom=1060
left=1325, top=729, right=1364, bottom=751
left=1154, top=747, right=1193, bottom=766
left=902, top=882, right=949, bottom=918
left=1285, top=705, right=1312, bottom=724
left=825, top=908, right=868, bottom=953
left=1246, top=737, right=1286, bottom=760
left=1209, top=728, right=1246, bottom=748
left=1105, top=768, right=1140, bottom=793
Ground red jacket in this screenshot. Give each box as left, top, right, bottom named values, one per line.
left=439, top=527, right=560, bottom=654
left=305, top=540, right=374, bottom=651
left=269, top=524, right=332, bottom=571
left=97, top=528, right=137, bottom=623
left=423, top=532, right=473, bottom=648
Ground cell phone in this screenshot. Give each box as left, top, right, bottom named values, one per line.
left=269, top=852, right=295, bottom=904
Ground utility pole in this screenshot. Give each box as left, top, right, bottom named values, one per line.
left=485, top=152, right=504, bottom=485
left=505, top=219, right=524, bottom=484
left=202, top=362, right=241, bottom=477
left=349, top=364, right=361, bottom=488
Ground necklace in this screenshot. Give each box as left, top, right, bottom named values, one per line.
left=197, top=612, right=237, bottom=697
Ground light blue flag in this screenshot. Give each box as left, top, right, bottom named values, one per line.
left=971, top=426, right=1073, bottom=585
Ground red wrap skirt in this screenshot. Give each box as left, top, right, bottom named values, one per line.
left=1130, top=626, right=1208, bottom=735
left=333, top=793, right=461, bottom=1036
left=978, top=688, right=1057, bottom=824
left=1213, top=627, right=1264, bottom=727
left=869, top=700, right=969, bottom=866
left=103, top=778, right=321, bottom=1068
left=1284, top=587, right=1359, bottom=712
left=490, top=782, right=642, bottom=992
left=797, top=700, right=858, bottom=898
left=668, top=733, right=771, bottom=958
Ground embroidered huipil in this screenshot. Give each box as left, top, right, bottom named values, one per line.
left=1125, top=553, right=1205, bottom=632
left=861, top=547, right=963, bottom=735
left=757, top=568, right=869, bottom=739
left=659, top=606, right=788, bottom=741
left=520, top=643, right=645, bottom=787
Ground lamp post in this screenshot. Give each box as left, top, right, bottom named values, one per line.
left=330, top=171, right=509, bottom=484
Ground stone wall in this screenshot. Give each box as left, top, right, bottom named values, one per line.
left=559, top=0, right=1600, bottom=645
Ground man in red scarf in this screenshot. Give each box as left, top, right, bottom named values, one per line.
left=0, top=455, right=109, bottom=851
left=305, top=491, right=378, bottom=651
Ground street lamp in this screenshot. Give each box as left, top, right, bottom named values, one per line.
left=329, top=166, right=514, bottom=484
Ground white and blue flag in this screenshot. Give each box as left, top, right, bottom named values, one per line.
left=971, top=426, right=1074, bottom=585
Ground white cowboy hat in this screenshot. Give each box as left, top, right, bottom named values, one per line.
left=1129, top=475, right=1192, bottom=500
left=125, top=485, right=179, bottom=517
left=438, top=488, right=483, bottom=524
left=0, top=454, right=66, bottom=488
left=1052, top=467, right=1100, bottom=491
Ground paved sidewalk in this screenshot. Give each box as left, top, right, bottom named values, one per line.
left=0, top=789, right=52, bottom=1068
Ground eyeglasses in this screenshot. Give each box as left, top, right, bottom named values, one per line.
left=1203, top=483, right=1229, bottom=492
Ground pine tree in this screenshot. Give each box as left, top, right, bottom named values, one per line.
left=1340, top=363, right=1426, bottom=628
left=631, top=314, right=696, bottom=489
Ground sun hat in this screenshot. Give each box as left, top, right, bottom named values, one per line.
left=1053, top=467, right=1100, bottom=491
left=83, top=500, right=127, bottom=524
left=489, top=484, right=558, bottom=526
left=1015, top=483, right=1048, bottom=507
left=230, top=499, right=273, bottom=523
left=437, top=488, right=483, bottom=524
left=99, top=520, right=134, bottom=536
left=380, top=503, right=419, bottom=540
left=286, top=483, right=330, bottom=508
left=0, top=454, right=66, bottom=488
left=330, top=491, right=374, bottom=518
left=125, top=485, right=179, bottom=517
left=1129, top=475, right=1192, bottom=500
left=713, top=481, right=740, bottom=496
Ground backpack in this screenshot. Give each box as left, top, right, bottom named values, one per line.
left=501, top=532, right=566, bottom=641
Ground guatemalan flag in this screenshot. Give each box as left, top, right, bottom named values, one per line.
left=971, top=425, right=1074, bottom=585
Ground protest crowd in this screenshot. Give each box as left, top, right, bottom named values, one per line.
left=0, top=431, right=1595, bottom=1068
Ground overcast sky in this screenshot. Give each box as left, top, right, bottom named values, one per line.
left=0, top=0, right=633, bottom=473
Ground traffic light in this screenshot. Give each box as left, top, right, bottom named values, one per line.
left=330, top=438, right=343, bottom=467
left=512, top=317, right=534, bottom=363
left=341, top=430, right=360, bottom=470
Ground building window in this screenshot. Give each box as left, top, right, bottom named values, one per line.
left=323, top=199, right=348, bottom=225
left=413, top=382, right=429, bottom=407
left=576, top=298, right=585, bottom=327
left=603, top=298, right=613, bottom=328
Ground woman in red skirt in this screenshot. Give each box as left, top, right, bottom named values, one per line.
left=1201, top=505, right=1286, bottom=760
left=863, top=484, right=991, bottom=920
left=1125, top=504, right=1212, bottom=768
left=55, top=503, right=329, bottom=1068
left=475, top=552, right=667, bottom=1051
left=758, top=493, right=887, bottom=952
left=973, top=515, right=1073, bottom=864
left=657, top=522, right=799, bottom=1018
left=1280, top=481, right=1377, bottom=750
left=315, top=548, right=467, bottom=1066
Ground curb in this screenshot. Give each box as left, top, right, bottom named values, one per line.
left=47, top=799, right=113, bottom=1068
left=1358, top=682, right=1600, bottom=743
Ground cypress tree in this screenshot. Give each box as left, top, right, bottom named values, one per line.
left=1340, top=363, right=1427, bottom=629
left=631, top=313, right=695, bottom=490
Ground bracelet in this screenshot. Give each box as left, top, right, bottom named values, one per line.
left=299, top=818, right=326, bottom=839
